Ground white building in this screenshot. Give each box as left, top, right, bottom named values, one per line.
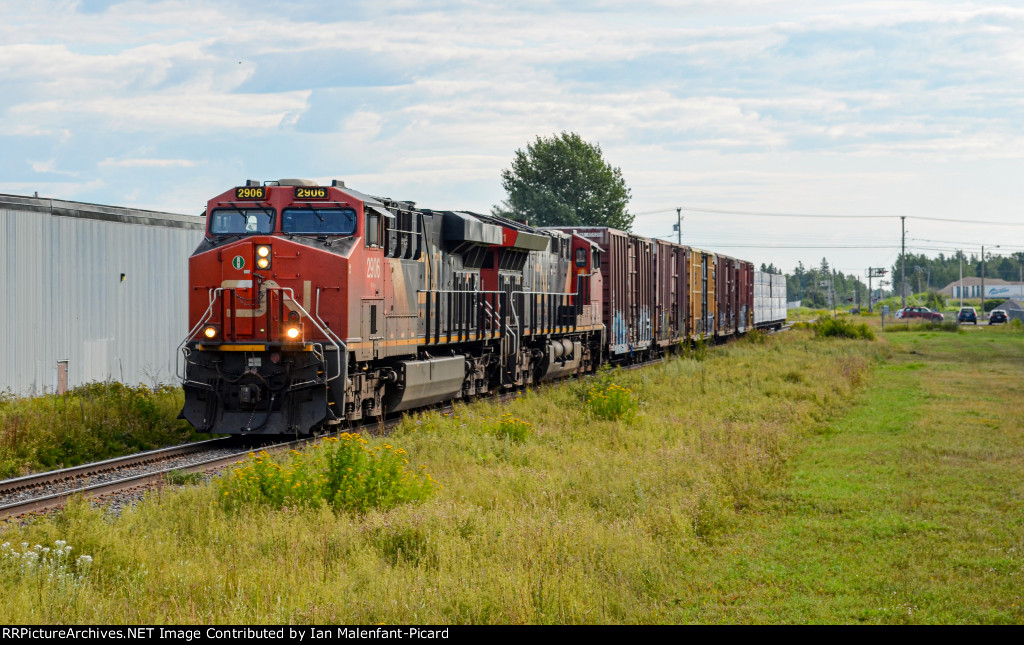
left=941, top=277, right=1024, bottom=300
left=1, top=193, right=204, bottom=395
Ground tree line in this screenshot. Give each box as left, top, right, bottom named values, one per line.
left=763, top=260, right=870, bottom=309
left=888, top=251, right=1024, bottom=293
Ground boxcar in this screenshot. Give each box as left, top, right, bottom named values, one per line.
left=653, top=239, right=689, bottom=348
left=553, top=227, right=657, bottom=361
left=687, top=247, right=716, bottom=339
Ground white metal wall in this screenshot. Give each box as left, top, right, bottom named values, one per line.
left=0, top=196, right=204, bottom=395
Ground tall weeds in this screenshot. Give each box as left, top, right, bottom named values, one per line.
left=0, top=383, right=203, bottom=478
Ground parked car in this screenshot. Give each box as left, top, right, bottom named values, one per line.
left=958, top=307, right=978, bottom=324
left=895, top=306, right=944, bottom=322
left=988, top=309, right=1008, bottom=325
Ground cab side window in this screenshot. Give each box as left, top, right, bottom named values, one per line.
left=365, top=212, right=380, bottom=247
left=575, top=247, right=587, bottom=267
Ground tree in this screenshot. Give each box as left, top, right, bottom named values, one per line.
left=494, top=132, right=633, bottom=230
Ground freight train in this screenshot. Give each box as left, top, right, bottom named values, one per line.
left=178, top=180, right=786, bottom=435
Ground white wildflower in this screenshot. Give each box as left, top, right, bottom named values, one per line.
left=54, top=540, right=66, bottom=549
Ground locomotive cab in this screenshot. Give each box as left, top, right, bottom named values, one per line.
left=179, top=179, right=356, bottom=434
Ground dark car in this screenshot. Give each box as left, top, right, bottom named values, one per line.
left=989, top=309, right=1008, bottom=325
left=896, top=306, right=944, bottom=322
left=958, top=307, right=978, bottom=324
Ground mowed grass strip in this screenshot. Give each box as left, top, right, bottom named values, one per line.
left=674, top=327, right=1024, bottom=623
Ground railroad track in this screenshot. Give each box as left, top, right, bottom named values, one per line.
left=0, top=437, right=292, bottom=519
left=0, top=415, right=420, bottom=520
left=1, top=327, right=791, bottom=520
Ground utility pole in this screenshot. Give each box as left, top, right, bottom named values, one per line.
left=831, top=268, right=837, bottom=319
left=900, top=216, right=906, bottom=308
left=676, top=207, right=682, bottom=245
left=867, top=269, right=873, bottom=314
left=959, top=251, right=963, bottom=309
left=981, top=245, right=985, bottom=315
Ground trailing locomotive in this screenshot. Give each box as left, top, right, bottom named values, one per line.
left=178, top=180, right=784, bottom=435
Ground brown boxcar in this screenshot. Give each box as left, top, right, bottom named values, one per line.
left=739, top=260, right=754, bottom=332
left=654, top=239, right=689, bottom=347
left=716, top=254, right=740, bottom=337
left=553, top=227, right=655, bottom=360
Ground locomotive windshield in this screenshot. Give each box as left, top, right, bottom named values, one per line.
left=282, top=208, right=357, bottom=236
left=209, top=208, right=275, bottom=235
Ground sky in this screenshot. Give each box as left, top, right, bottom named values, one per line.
left=3, top=0, right=1024, bottom=286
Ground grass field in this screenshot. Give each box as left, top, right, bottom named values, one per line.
left=1, top=326, right=1021, bottom=623
left=675, top=326, right=1024, bottom=623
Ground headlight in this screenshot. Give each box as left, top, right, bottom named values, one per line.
left=284, top=325, right=301, bottom=340
left=256, top=245, right=271, bottom=269
left=202, top=325, right=218, bottom=340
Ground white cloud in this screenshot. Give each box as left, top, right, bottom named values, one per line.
left=99, top=157, right=197, bottom=168
left=30, top=159, right=57, bottom=173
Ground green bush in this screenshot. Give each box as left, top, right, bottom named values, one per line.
left=983, top=298, right=1006, bottom=313
left=884, top=320, right=960, bottom=333
left=814, top=317, right=875, bottom=340
left=218, top=434, right=437, bottom=513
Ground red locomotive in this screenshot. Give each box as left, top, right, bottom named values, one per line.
left=178, top=179, right=783, bottom=435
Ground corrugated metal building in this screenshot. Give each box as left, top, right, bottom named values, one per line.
left=1, top=194, right=205, bottom=395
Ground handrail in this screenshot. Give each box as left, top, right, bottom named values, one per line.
left=176, top=287, right=225, bottom=383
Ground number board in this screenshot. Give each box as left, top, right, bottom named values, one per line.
left=294, top=186, right=328, bottom=200
left=234, top=186, right=266, bottom=200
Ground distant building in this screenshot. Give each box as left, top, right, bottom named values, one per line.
left=1, top=193, right=204, bottom=396
left=939, top=277, right=1024, bottom=299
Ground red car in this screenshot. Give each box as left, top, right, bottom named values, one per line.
left=895, top=306, right=944, bottom=322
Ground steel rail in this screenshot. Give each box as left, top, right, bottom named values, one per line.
left=0, top=437, right=232, bottom=496
left=0, top=437, right=305, bottom=519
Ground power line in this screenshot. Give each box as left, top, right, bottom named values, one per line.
left=635, top=204, right=1024, bottom=227
left=631, top=208, right=679, bottom=216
